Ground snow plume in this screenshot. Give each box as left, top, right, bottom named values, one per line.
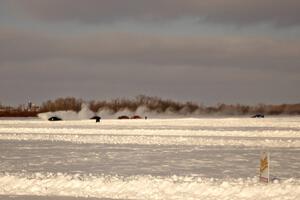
left=36, top=96, right=300, bottom=119
left=38, top=103, right=183, bottom=120
left=97, top=106, right=170, bottom=119
left=38, top=104, right=94, bottom=120
left=38, top=104, right=145, bottom=120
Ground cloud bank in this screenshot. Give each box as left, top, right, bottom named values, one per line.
left=0, top=1, right=299, bottom=105
left=1, top=28, right=299, bottom=71
left=7, top=0, right=300, bottom=26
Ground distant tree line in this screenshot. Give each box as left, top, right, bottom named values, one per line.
left=39, top=97, right=83, bottom=112
left=0, top=103, right=39, bottom=117
left=1, top=95, right=300, bottom=117
left=89, top=95, right=199, bottom=114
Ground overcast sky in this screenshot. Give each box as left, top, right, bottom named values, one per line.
left=0, top=0, right=299, bottom=105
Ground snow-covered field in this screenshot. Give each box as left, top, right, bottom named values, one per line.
left=0, top=117, right=299, bottom=200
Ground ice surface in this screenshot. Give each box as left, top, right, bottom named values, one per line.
left=0, top=195, right=115, bottom=200
left=0, top=117, right=299, bottom=200
left=1, top=141, right=299, bottom=178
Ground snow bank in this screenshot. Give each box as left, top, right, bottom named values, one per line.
left=0, top=173, right=299, bottom=200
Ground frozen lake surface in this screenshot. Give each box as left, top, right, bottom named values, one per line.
left=0, top=118, right=299, bottom=199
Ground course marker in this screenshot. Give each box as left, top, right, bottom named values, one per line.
left=259, top=151, right=270, bottom=183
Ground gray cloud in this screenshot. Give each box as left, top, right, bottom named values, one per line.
left=1, top=28, right=299, bottom=105
left=1, top=57, right=299, bottom=106
left=4, top=0, right=300, bottom=26
left=1, top=28, right=299, bottom=71
left=1, top=1, right=299, bottom=106
left=0, top=29, right=62, bottom=62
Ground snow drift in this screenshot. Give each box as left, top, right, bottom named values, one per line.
left=0, top=173, right=299, bottom=200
